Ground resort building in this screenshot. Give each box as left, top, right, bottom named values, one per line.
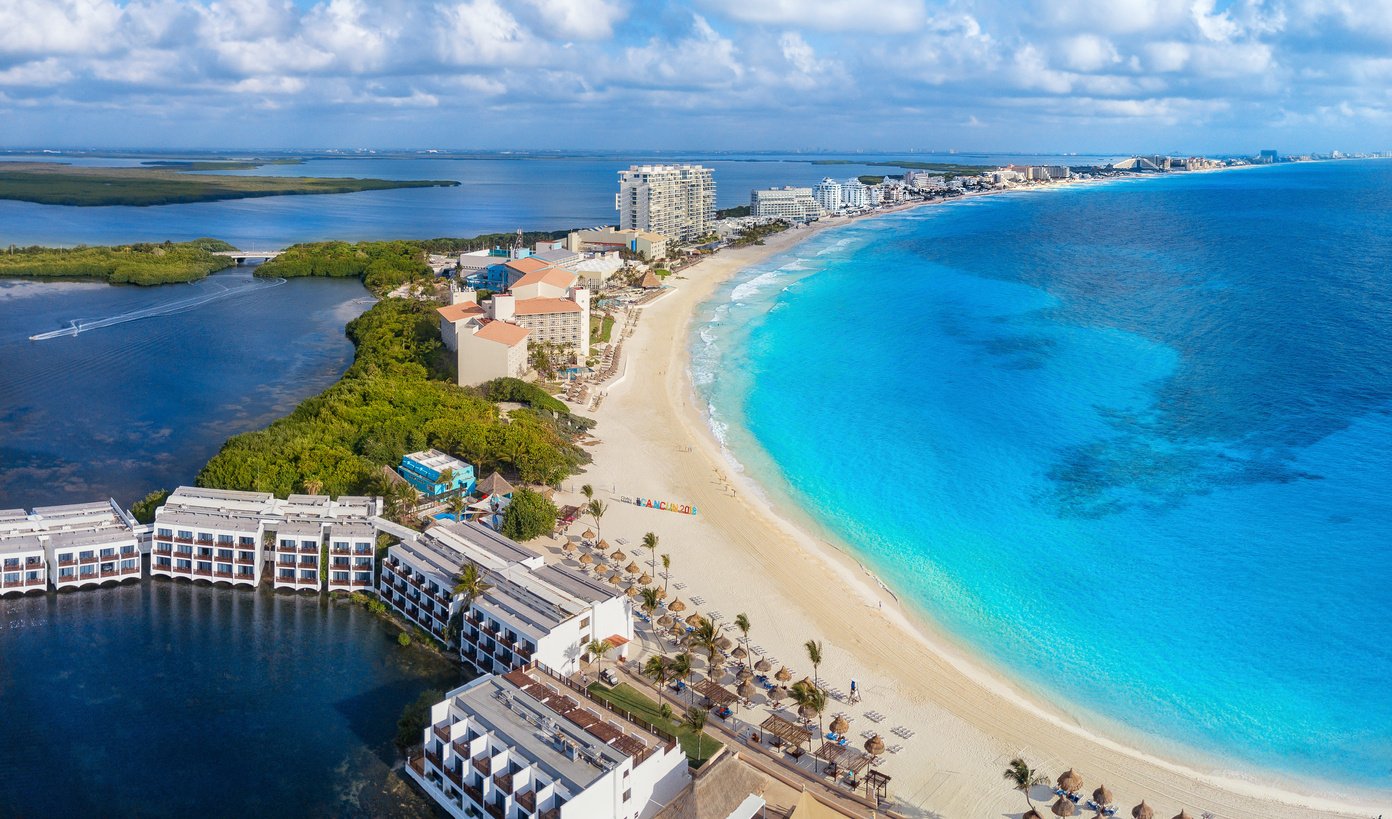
left=380, top=520, right=633, bottom=678
left=616, top=164, right=716, bottom=243
left=750, top=186, right=820, bottom=221
left=408, top=665, right=688, bottom=819
left=566, top=227, right=668, bottom=260
left=399, top=449, right=477, bottom=499
left=152, top=487, right=381, bottom=591
left=812, top=177, right=843, bottom=213
left=0, top=500, right=139, bottom=594
left=839, top=178, right=872, bottom=210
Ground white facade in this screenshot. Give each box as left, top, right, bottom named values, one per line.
left=840, top=179, right=872, bottom=209
left=152, top=487, right=380, bottom=591
left=0, top=500, right=139, bottom=594
left=749, top=186, right=819, bottom=221
left=616, top=164, right=716, bottom=242
left=409, top=666, right=689, bottom=819
left=812, top=177, right=842, bottom=213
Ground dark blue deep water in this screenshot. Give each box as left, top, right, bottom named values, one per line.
left=694, top=160, right=1392, bottom=791
left=0, top=582, right=465, bottom=816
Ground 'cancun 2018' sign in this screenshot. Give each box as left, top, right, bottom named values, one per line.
left=634, top=498, right=698, bottom=516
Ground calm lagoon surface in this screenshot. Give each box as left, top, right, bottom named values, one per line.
left=0, top=582, right=467, bottom=817
left=692, top=160, right=1392, bottom=790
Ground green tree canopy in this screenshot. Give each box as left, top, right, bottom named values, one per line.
left=500, top=488, right=558, bottom=542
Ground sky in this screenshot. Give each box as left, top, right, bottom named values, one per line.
left=1, top=0, right=1390, bottom=154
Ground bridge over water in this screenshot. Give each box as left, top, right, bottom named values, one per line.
left=214, top=249, right=283, bottom=264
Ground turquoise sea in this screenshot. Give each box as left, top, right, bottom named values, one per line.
left=692, top=161, right=1392, bottom=790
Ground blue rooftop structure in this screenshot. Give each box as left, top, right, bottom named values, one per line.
left=398, top=449, right=476, bottom=498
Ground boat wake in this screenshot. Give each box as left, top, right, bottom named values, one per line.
left=28, top=276, right=286, bottom=341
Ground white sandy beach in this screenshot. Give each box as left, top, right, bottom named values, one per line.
left=555, top=200, right=1383, bottom=819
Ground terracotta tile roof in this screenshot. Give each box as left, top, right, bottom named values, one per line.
left=474, top=320, right=529, bottom=347
left=512, top=297, right=582, bottom=315
left=503, top=257, right=551, bottom=274
left=437, top=302, right=485, bottom=322
left=511, top=267, right=577, bottom=290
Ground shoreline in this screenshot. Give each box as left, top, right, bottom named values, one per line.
left=576, top=187, right=1385, bottom=817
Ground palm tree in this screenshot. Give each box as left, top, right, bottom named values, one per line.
left=586, top=637, right=613, bottom=676
left=436, top=467, right=455, bottom=495
left=304, top=478, right=323, bottom=496
left=641, top=531, right=659, bottom=578
left=660, top=553, right=671, bottom=593
left=643, top=654, right=673, bottom=705
left=581, top=484, right=594, bottom=503
left=683, top=706, right=709, bottom=761
left=791, top=679, right=828, bottom=740
left=804, top=638, right=824, bottom=692
left=734, top=613, right=751, bottom=659
left=686, top=617, right=721, bottom=666
left=445, top=494, right=466, bottom=522
left=1003, top=757, right=1049, bottom=809
left=658, top=702, right=673, bottom=722
left=586, top=499, right=607, bottom=541
left=639, top=586, right=661, bottom=617
left=452, top=561, right=492, bottom=609
left=670, top=650, right=694, bottom=704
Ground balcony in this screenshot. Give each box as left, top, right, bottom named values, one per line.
left=492, top=771, right=514, bottom=794
left=426, top=747, right=442, bottom=768
left=484, top=803, right=504, bottom=819
left=120, top=564, right=140, bottom=576
left=192, top=568, right=213, bottom=578
left=99, top=569, right=120, bottom=579
left=26, top=576, right=46, bottom=586
left=195, top=538, right=215, bottom=546
left=299, top=544, right=320, bottom=555
left=213, top=570, right=234, bottom=579
left=58, top=558, right=77, bottom=567
left=277, top=575, right=297, bottom=585
left=173, top=536, right=194, bottom=545
left=433, top=722, right=451, bottom=743
left=515, top=790, right=536, bottom=813
left=235, top=556, right=255, bottom=566
left=79, top=555, right=100, bottom=565
left=471, top=756, right=491, bottom=776
left=463, top=782, right=483, bottom=805
left=348, top=579, right=372, bottom=588
left=444, top=764, right=464, bottom=787
left=330, top=546, right=351, bottom=556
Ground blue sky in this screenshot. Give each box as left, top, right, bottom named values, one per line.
left=1, top=0, right=1389, bottom=153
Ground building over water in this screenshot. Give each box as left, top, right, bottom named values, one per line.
left=616, top=164, right=716, bottom=243
left=151, top=487, right=381, bottom=592
left=0, top=499, right=138, bottom=594
left=408, top=665, right=689, bottom=819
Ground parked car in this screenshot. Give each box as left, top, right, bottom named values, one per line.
left=600, top=668, right=620, bottom=686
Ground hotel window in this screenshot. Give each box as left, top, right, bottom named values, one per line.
left=157, top=528, right=173, bottom=539
left=177, top=530, right=192, bottom=540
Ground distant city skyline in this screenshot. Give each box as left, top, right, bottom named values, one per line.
left=2, top=0, right=1390, bottom=154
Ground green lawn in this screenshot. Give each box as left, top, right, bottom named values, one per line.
left=591, top=314, right=615, bottom=343
left=587, top=681, right=722, bottom=766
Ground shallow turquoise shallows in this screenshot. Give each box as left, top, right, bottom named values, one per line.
left=692, top=160, right=1392, bottom=789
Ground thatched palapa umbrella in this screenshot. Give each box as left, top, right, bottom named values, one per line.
left=775, top=666, right=793, bottom=682
left=716, top=636, right=733, bottom=652
left=737, top=680, right=756, bottom=700
left=607, top=573, right=623, bottom=585
left=768, top=685, right=788, bottom=702
left=731, top=646, right=747, bottom=660
left=829, top=715, right=849, bottom=734
left=864, top=734, right=885, bottom=756
left=668, top=598, right=687, bottom=612
left=596, top=539, right=610, bottom=552
left=1051, top=797, right=1077, bottom=817
left=638, top=573, right=652, bottom=584
left=798, top=703, right=818, bottom=721
left=754, top=658, right=771, bottom=673
left=670, top=621, right=686, bottom=637
left=1023, top=810, right=1044, bottom=819
left=582, top=528, right=595, bottom=540
left=578, top=553, right=595, bottom=566
left=625, top=561, right=642, bottom=574
left=1131, top=801, right=1154, bottom=819
left=1171, top=812, right=1193, bottom=819
left=656, top=587, right=668, bottom=600
left=798, top=676, right=815, bottom=691
left=657, top=615, right=673, bottom=628
left=1058, top=768, right=1084, bottom=793
left=737, top=667, right=753, bottom=683
left=610, top=550, right=627, bottom=563
left=561, top=540, right=576, bottom=553
left=625, top=585, right=639, bottom=597
left=1092, top=786, right=1113, bottom=806
left=685, top=613, right=704, bottom=626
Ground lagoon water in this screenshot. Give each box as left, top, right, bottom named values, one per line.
left=0, top=582, right=466, bottom=816
left=693, top=161, right=1392, bottom=789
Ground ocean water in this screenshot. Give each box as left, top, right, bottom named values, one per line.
left=0, top=152, right=1120, bottom=247
left=0, top=269, right=372, bottom=508
left=693, top=161, right=1392, bottom=790
left=0, top=582, right=466, bottom=816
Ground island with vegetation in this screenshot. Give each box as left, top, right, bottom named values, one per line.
left=0, top=161, right=459, bottom=207
left=0, top=238, right=237, bottom=285
left=812, top=158, right=986, bottom=178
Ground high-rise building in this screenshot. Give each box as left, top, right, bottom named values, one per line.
left=812, top=177, right=843, bottom=213
left=615, top=164, right=715, bottom=242
left=840, top=178, right=872, bottom=209
left=749, top=186, right=820, bottom=221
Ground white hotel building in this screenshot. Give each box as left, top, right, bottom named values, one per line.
left=749, top=186, right=820, bottom=221
left=616, top=164, right=716, bottom=242
left=0, top=500, right=139, bottom=594
left=152, top=487, right=381, bottom=591
left=409, top=666, right=689, bottom=819
left=380, top=521, right=633, bottom=678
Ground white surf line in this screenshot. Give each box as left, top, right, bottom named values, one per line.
left=29, top=276, right=286, bottom=341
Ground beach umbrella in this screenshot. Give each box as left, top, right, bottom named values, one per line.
left=561, top=540, right=576, bottom=552
left=731, top=646, right=747, bottom=660
left=716, top=636, right=734, bottom=651
left=607, top=573, right=623, bottom=585
left=1058, top=768, right=1084, bottom=793
left=670, top=621, right=687, bottom=636
left=754, top=658, right=772, bottom=673
left=625, top=585, right=639, bottom=597
left=1023, top=811, right=1044, bottom=819
left=1131, top=802, right=1154, bottom=819
left=596, top=539, right=610, bottom=551
left=864, top=734, right=885, bottom=756
left=657, top=615, right=673, bottom=628
left=798, top=676, right=815, bottom=691
left=775, top=666, right=793, bottom=682
left=582, top=529, right=595, bottom=540
left=669, top=598, right=687, bottom=612
left=1093, top=786, right=1113, bottom=806
left=578, top=553, right=595, bottom=565
left=656, top=588, right=668, bottom=600
left=611, top=550, right=627, bottom=562
left=625, top=561, right=642, bottom=574
left=737, top=667, right=754, bottom=683
left=685, top=613, right=704, bottom=626
left=768, top=685, right=788, bottom=702
left=1051, top=797, right=1077, bottom=817
left=638, top=573, right=652, bottom=584
left=1171, top=813, right=1193, bottom=819
left=829, top=715, right=849, bottom=734
left=798, top=703, right=817, bottom=721
left=737, top=680, right=756, bottom=700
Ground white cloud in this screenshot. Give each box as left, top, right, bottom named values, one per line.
left=0, top=0, right=123, bottom=58
left=696, top=0, right=925, bottom=33
left=518, top=0, right=628, bottom=40
left=1060, top=34, right=1119, bottom=72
